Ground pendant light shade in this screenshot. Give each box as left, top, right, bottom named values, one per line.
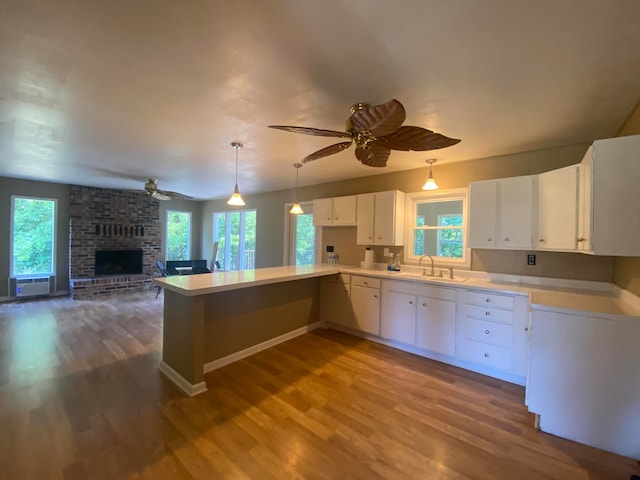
left=422, top=158, right=439, bottom=191
left=289, top=163, right=304, bottom=215
left=227, top=141, right=245, bottom=206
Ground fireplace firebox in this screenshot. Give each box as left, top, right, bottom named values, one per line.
left=95, top=249, right=143, bottom=276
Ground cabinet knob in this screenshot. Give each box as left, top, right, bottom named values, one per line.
left=368, top=236, right=372, bottom=239
left=504, top=237, right=510, bottom=242
left=422, top=302, right=427, bottom=307
left=377, top=236, right=382, bottom=239
left=374, top=294, right=378, bottom=299
left=484, top=353, right=490, bottom=358
left=487, top=237, right=492, bottom=242
left=484, top=329, right=490, bottom=335
left=576, top=237, right=586, bottom=243
left=485, top=311, right=491, bottom=316
left=485, top=298, right=491, bottom=303
left=409, top=301, right=413, bottom=305
left=334, top=217, right=338, bottom=220
left=364, top=281, right=368, bottom=285
left=525, top=326, right=530, bottom=332
left=539, top=238, right=545, bottom=243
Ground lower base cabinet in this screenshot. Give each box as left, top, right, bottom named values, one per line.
left=416, top=297, right=456, bottom=356
left=350, top=276, right=381, bottom=335
left=324, top=277, right=354, bottom=329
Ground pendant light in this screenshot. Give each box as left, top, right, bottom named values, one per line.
left=289, top=163, right=304, bottom=215
left=422, top=158, right=439, bottom=190
left=227, top=141, right=245, bottom=206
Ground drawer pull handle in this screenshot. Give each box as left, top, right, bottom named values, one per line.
left=485, top=311, right=491, bottom=316
left=485, top=298, right=491, bottom=303
left=484, top=353, right=490, bottom=358
left=484, top=329, right=490, bottom=335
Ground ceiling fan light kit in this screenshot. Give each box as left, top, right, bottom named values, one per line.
left=227, top=141, right=246, bottom=206
left=269, top=99, right=461, bottom=168
left=422, top=158, right=439, bottom=190
left=289, top=163, right=304, bottom=215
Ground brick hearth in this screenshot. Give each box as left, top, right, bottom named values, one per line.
left=69, top=185, right=162, bottom=299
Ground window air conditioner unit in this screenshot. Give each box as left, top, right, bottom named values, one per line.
left=9, top=276, right=55, bottom=298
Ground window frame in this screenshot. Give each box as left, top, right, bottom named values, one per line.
left=10, top=195, right=58, bottom=277
left=404, top=188, right=470, bottom=268
left=213, top=209, right=257, bottom=271
left=165, top=209, right=192, bottom=261
left=283, top=201, right=315, bottom=266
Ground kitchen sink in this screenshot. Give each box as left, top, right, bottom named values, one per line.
left=386, top=271, right=468, bottom=283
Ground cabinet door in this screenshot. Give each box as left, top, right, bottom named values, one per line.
left=374, top=190, right=396, bottom=245
left=468, top=180, right=497, bottom=248
left=332, top=195, right=357, bottom=225
left=416, top=297, right=455, bottom=356
left=325, top=282, right=354, bottom=329
left=350, top=285, right=380, bottom=335
left=313, top=198, right=333, bottom=226
left=380, top=290, right=416, bottom=345
left=496, top=176, right=535, bottom=249
left=356, top=193, right=375, bottom=244
left=537, top=166, right=578, bottom=250
left=577, top=154, right=592, bottom=252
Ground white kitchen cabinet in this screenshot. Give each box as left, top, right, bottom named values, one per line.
left=468, top=175, right=536, bottom=250
left=356, top=190, right=405, bottom=245
left=527, top=306, right=640, bottom=459
left=380, top=289, right=416, bottom=345
left=312, top=195, right=357, bottom=226
left=536, top=165, right=579, bottom=251
left=577, top=134, right=640, bottom=256
left=350, top=276, right=380, bottom=335
left=416, top=296, right=456, bottom=356
left=322, top=274, right=354, bottom=329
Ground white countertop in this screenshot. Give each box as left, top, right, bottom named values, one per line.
left=154, top=264, right=340, bottom=296
left=154, top=263, right=640, bottom=317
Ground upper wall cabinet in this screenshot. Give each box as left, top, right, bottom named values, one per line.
left=536, top=165, right=579, bottom=251
left=468, top=175, right=536, bottom=250
left=356, top=190, right=405, bottom=246
left=313, top=195, right=357, bottom=226
left=578, top=134, right=640, bottom=256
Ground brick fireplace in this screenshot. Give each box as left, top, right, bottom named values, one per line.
left=69, top=185, right=162, bottom=299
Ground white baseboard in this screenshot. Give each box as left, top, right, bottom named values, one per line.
left=204, top=321, right=322, bottom=373
left=159, top=361, right=208, bottom=396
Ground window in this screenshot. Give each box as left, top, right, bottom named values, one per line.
left=166, top=210, right=191, bottom=261
left=213, top=209, right=256, bottom=270
left=406, top=189, right=469, bottom=267
left=284, top=202, right=315, bottom=266
left=11, top=196, right=57, bottom=276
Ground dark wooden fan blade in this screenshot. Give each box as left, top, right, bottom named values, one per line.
left=302, top=142, right=353, bottom=163
left=355, top=145, right=391, bottom=168
left=380, top=126, right=461, bottom=151
left=350, top=99, right=406, bottom=137
left=268, top=125, right=352, bottom=138
left=157, top=189, right=194, bottom=200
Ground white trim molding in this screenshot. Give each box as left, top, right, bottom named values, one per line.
left=159, top=361, right=207, bottom=397
left=204, top=321, right=322, bottom=373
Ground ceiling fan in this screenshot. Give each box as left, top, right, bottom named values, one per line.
left=142, top=178, right=193, bottom=200
left=268, top=99, right=461, bottom=167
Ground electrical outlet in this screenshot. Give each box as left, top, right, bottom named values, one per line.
left=383, top=247, right=390, bottom=257
left=527, top=254, right=536, bottom=266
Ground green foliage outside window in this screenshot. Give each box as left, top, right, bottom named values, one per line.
left=214, top=210, right=256, bottom=270
left=295, top=213, right=315, bottom=265
left=12, top=197, right=56, bottom=275
left=166, top=211, right=191, bottom=260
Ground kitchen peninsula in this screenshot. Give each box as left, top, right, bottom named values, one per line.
left=154, top=265, right=340, bottom=395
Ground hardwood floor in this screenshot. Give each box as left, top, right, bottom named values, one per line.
left=0, top=293, right=637, bottom=479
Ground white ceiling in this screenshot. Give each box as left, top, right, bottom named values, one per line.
left=1, top=0, right=639, bottom=200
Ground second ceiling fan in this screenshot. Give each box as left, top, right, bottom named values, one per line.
left=268, top=99, right=461, bottom=167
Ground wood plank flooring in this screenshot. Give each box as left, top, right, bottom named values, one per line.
left=0, top=293, right=638, bottom=479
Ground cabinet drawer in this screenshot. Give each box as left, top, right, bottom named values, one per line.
left=462, top=318, right=512, bottom=348
left=465, top=290, right=514, bottom=310
left=352, top=276, right=380, bottom=289
left=465, top=305, right=513, bottom=324
left=382, top=280, right=455, bottom=301
left=326, top=273, right=350, bottom=285
left=460, top=340, right=512, bottom=371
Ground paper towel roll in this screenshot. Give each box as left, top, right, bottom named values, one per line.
left=363, top=249, right=374, bottom=270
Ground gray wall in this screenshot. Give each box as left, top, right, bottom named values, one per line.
left=0, top=177, right=70, bottom=297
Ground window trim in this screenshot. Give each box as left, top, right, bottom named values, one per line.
left=404, top=188, right=470, bottom=268
left=165, top=209, right=192, bottom=261
left=10, top=195, right=58, bottom=277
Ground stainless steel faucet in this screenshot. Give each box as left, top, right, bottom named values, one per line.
left=418, top=254, right=435, bottom=276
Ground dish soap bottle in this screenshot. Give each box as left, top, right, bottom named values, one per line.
left=393, top=254, right=401, bottom=271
